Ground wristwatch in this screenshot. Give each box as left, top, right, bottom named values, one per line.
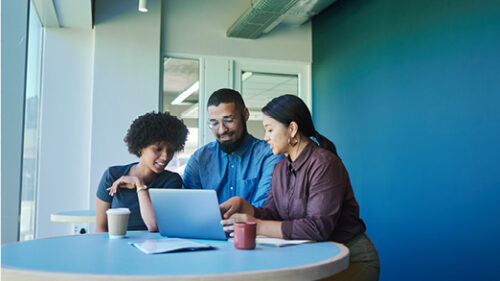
left=136, top=184, right=148, bottom=193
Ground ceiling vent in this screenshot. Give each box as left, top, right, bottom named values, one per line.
left=227, top=0, right=300, bottom=39
left=227, top=0, right=338, bottom=39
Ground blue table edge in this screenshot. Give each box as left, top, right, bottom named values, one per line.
left=1, top=235, right=350, bottom=281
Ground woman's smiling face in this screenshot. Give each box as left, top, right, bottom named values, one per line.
left=140, top=141, right=174, bottom=174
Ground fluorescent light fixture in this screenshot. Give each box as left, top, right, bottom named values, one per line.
left=138, top=0, right=148, bottom=12
left=242, top=72, right=253, bottom=81
left=172, top=81, right=199, bottom=105
left=248, top=110, right=263, bottom=120
left=180, top=103, right=199, bottom=119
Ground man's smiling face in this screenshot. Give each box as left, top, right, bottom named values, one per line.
left=208, top=102, right=249, bottom=153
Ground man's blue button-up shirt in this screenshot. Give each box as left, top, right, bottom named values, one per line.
left=183, top=135, right=284, bottom=207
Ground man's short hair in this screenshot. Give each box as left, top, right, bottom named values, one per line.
left=207, top=88, right=246, bottom=112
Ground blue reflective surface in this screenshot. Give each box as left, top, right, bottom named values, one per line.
left=2, top=232, right=341, bottom=275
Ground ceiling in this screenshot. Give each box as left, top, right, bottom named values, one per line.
left=31, top=0, right=337, bottom=33
left=32, top=0, right=93, bottom=28
left=227, top=0, right=338, bottom=39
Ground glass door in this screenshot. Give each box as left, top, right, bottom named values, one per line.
left=161, top=57, right=200, bottom=175
left=160, top=56, right=311, bottom=167
left=241, top=72, right=298, bottom=139
left=234, top=60, right=311, bottom=139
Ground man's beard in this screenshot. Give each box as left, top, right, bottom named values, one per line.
left=218, top=123, right=248, bottom=154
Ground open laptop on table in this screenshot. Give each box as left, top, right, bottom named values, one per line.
left=149, top=189, right=227, bottom=240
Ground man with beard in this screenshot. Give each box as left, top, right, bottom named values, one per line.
left=183, top=88, right=283, bottom=207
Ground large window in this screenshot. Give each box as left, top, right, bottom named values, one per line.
left=19, top=3, right=44, bottom=241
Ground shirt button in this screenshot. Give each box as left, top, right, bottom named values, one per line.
left=230, top=186, right=234, bottom=190
left=231, top=164, right=235, bottom=168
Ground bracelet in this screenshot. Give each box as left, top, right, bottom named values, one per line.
left=136, top=184, right=148, bottom=193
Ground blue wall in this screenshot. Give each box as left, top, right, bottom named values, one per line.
left=312, top=0, right=500, bottom=280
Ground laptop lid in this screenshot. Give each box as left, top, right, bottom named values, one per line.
left=149, top=189, right=227, bottom=240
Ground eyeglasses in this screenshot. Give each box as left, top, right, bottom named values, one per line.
left=208, top=117, right=235, bottom=129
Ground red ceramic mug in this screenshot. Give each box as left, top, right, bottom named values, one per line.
left=233, top=222, right=257, bottom=250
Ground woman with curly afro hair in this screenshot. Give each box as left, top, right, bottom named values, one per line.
left=96, top=111, right=188, bottom=232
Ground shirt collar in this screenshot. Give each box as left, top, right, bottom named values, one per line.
left=221, top=134, right=255, bottom=157
left=286, top=142, right=316, bottom=172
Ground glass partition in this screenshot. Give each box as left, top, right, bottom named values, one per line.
left=162, top=57, right=200, bottom=175
left=241, top=72, right=298, bottom=139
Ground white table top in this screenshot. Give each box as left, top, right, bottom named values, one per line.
left=50, top=210, right=96, bottom=223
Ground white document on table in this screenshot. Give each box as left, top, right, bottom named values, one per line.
left=255, top=236, right=314, bottom=247
left=130, top=238, right=213, bottom=254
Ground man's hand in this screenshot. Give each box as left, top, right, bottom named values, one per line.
left=219, top=196, right=243, bottom=219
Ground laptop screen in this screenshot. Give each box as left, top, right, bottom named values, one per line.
left=149, top=189, right=227, bottom=240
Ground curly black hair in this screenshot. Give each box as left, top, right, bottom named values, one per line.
left=124, top=111, right=189, bottom=157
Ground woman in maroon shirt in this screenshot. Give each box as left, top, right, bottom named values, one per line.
left=220, top=95, right=379, bottom=281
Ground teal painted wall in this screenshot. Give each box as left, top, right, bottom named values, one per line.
left=312, top=0, right=500, bottom=280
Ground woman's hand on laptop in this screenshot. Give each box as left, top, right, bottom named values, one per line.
left=107, top=176, right=144, bottom=196
left=219, top=196, right=255, bottom=219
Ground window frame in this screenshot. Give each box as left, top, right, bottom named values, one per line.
left=161, top=53, right=312, bottom=147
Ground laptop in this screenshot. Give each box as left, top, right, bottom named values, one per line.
left=149, top=189, right=227, bottom=240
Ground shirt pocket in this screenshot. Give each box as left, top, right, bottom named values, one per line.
left=238, top=177, right=259, bottom=198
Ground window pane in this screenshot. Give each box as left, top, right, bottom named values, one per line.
left=241, top=72, right=298, bottom=139
left=20, top=3, right=43, bottom=241
left=162, top=57, right=199, bottom=175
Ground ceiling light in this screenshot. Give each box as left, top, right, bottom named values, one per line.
left=138, top=0, right=148, bottom=12
left=242, top=72, right=253, bottom=81
left=172, top=81, right=199, bottom=105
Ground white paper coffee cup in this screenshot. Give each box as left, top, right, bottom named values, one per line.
left=106, top=208, right=130, bottom=239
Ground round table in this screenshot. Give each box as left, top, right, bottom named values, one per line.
left=50, top=210, right=96, bottom=223
left=2, top=231, right=349, bottom=281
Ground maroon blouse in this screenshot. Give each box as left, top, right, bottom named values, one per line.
left=254, top=142, right=366, bottom=243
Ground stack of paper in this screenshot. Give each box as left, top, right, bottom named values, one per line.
left=130, top=238, right=213, bottom=254
left=255, top=237, right=314, bottom=247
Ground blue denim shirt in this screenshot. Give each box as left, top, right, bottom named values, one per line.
left=183, top=135, right=283, bottom=207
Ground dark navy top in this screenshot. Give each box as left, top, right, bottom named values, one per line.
left=96, top=162, right=182, bottom=230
